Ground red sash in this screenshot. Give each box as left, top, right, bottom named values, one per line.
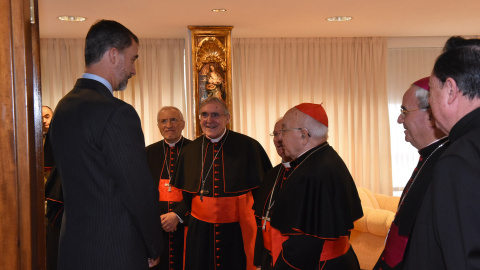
left=319, top=236, right=350, bottom=261
left=191, top=192, right=257, bottom=270
left=383, top=222, right=408, bottom=267
left=262, top=221, right=288, bottom=265
left=265, top=221, right=350, bottom=265
left=158, top=179, right=183, bottom=202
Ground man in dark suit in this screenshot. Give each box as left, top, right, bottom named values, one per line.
left=49, top=20, right=161, bottom=270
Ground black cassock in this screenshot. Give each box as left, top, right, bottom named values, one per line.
left=146, top=137, right=191, bottom=270
left=173, top=130, right=272, bottom=270
left=268, top=142, right=363, bottom=270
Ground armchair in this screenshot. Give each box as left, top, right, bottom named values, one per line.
left=350, top=187, right=400, bottom=270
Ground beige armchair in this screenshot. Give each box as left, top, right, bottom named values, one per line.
left=350, top=187, right=400, bottom=270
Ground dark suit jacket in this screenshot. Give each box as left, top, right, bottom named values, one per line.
left=50, top=78, right=161, bottom=270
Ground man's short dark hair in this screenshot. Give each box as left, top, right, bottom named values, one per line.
left=433, top=36, right=480, bottom=100
left=84, top=20, right=139, bottom=67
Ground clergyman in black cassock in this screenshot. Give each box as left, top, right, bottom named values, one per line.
left=146, top=106, right=191, bottom=270
left=424, top=37, right=480, bottom=269
left=173, top=97, right=272, bottom=270
left=270, top=103, right=363, bottom=269
left=374, top=78, right=448, bottom=269
left=253, top=118, right=293, bottom=269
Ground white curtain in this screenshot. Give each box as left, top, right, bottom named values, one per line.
left=40, top=38, right=187, bottom=146
left=41, top=37, right=402, bottom=194
left=387, top=47, right=443, bottom=195
left=231, top=37, right=391, bottom=193
left=115, top=39, right=187, bottom=144
left=40, top=39, right=85, bottom=108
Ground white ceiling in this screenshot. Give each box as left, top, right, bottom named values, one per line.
left=38, top=0, right=480, bottom=39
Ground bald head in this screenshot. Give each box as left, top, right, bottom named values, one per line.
left=42, top=106, right=53, bottom=134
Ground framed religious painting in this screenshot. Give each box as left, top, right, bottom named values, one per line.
left=188, top=26, right=233, bottom=137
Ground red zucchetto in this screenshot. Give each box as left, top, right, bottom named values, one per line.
left=413, top=76, right=430, bottom=91
left=295, top=103, right=328, bottom=127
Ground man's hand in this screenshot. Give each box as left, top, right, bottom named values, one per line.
left=148, top=257, right=160, bottom=268
left=161, top=212, right=179, bottom=232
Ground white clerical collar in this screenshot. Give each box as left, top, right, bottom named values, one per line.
left=206, top=128, right=227, bottom=143
left=82, top=73, right=113, bottom=94
left=282, top=161, right=291, bottom=168
left=420, top=136, right=448, bottom=152
left=165, top=136, right=183, bottom=147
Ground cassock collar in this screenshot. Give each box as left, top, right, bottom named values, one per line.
left=290, top=142, right=329, bottom=168
left=206, top=128, right=227, bottom=143
left=448, top=106, right=480, bottom=143
left=418, top=136, right=448, bottom=157
left=164, top=136, right=183, bottom=147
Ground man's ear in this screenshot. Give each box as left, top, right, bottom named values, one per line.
left=301, top=130, right=309, bottom=146
left=108, top=47, right=118, bottom=65
left=225, top=113, right=231, bottom=124
left=445, top=77, right=461, bottom=104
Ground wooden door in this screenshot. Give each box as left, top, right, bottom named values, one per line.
left=0, top=0, right=45, bottom=269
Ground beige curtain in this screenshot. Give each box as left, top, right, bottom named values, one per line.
left=40, top=39, right=85, bottom=108
left=40, top=38, right=187, bottom=146
left=41, top=37, right=392, bottom=193
left=387, top=47, right=443, bottom=195
left=232, top=37, right=391, bottom=193
left=115, top=39, right=187, bottom=145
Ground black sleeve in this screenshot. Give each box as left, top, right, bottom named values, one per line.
left=432, top=153, right=480, bottom=269
left=173, top=191, right=192, bottom=221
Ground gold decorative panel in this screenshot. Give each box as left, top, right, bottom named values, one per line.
left=188, top=26, right=233, bottom=137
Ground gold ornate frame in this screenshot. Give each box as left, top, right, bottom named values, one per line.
left=188, top=26, right=233, bottom=137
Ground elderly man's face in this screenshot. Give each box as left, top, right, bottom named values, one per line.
left=397, top=86, right=431, bottom=150
left=199, top=102, right=230, bottom=139
left=114, top=40, right=138, bottom=91
left=272, top=120, right=288, bottom=161
left=157, top=109, right=185, bottom=144
left=42, top=106, right=53, bottom=134
left=428, top=75, right=450, bottom=134
left=281, top=109, right=305, bottom=160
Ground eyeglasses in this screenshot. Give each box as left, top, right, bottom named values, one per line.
left=280, top=127, right=311, bottom=137
left=158, top=118, right=179, bottom=126
left=199, top=112, right=226, bottom=120
left=269, top=131, right=281, bottom=137
left=399, top=108, right=427, bottom=118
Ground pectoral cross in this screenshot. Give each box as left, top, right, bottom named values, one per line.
left=262, top=211, right=270, bottom=230
left=165, top=183, right=172, bottom=192
left=199, top=189, right=209, bottom=202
